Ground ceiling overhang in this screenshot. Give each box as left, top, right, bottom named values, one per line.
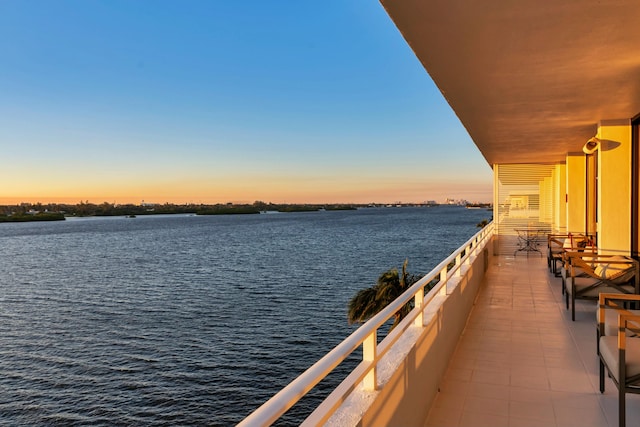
left=380, top=0, right=640, bottom=165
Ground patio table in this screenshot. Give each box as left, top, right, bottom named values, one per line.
left=514, top=228, right=545, bottom=257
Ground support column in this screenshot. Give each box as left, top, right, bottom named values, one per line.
left=566, top=153, right=586, bottom=234
left=597, top=120, right=632, bottom=255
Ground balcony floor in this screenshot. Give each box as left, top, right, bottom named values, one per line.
left=425, top=254, right=640, bottom=427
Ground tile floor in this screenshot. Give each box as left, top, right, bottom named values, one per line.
left=424, top=254, right=640, bottom=427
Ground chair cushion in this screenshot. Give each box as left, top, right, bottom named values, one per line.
left=594, top=256, right=632, bottom=279
left=599, top=336, right=640, bottom=382
left=567, top=277, right=633, bottom=297
left=597, top=308, right=640, bottom=336
left=561, top=265, right=584, bottom=282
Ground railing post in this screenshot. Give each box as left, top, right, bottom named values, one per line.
left=455, top=253, right=462, bottom=277
left=414, top=287, right=424, bottom=327
left=440, top=268, right=449, bottom=294
left=363, top=331, right=377, bottom=390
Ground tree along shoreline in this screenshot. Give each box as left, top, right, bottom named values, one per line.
left=0, top=201, right=479, bottom=222
left=0, top=202, right=365, bottom=221
left=0, top=212, right=66, bottom=223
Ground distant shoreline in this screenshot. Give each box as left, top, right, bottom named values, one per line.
left=0, top=212, right=66, bottom=223
left=1, top=202, right=492, bottom=222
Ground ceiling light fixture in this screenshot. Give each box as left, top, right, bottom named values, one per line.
left=583, top=137, right=601, bottom=154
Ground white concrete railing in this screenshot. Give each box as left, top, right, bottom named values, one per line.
left=238, top=222, right=495, bottom=427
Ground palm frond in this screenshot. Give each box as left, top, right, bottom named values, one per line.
left=400, top=259, right=409, bottom=288
left=375, top=281, right=401, bottom=304
left=347, top=260, right=421, bottom=331
left=347, top=287, right=381, bottom=324
left=376, top=268, right=399, bottom=286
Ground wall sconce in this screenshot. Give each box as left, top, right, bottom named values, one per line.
left=583, top=137, right=601, bottom=154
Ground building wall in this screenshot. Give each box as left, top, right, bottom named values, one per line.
left=566, top=153, right=586, bottom=233
left=597, top=120, right=632, bottom=254
left=555, top=164, right=567, bottom=232
left=540, top=175, right=554, bottom=224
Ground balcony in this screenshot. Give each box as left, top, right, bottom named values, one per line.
left=241, top=224, right=640, bottom=426
left=425, top=253, right=640, bottom=427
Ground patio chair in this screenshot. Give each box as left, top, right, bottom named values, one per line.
left=564, top=253, right=639, bottom=321
left=559, top=242, right=597, bottom=295
left=598, top=293, right=640, bottom=427
left=548, top=233, right=594, bottom=277
left=547, top=233, right=568, bottom=275
left=597, top=293, right=640, bottom=354
left=596, top=293, right=640, bottom=344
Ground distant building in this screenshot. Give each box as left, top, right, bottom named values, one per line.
left=444, top=198, right=468, bottom=206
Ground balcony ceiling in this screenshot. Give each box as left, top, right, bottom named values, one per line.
left=380, top=0, right=640, bottom=165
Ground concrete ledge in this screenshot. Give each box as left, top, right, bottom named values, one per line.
left=326, top=237, right=493, bottom=427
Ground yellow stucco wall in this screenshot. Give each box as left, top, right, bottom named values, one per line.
left=540, top=176, right=554, bottom=224
left=597, top=120, right=631, bottom=255
left=566, top=153, right=586, bottom=233
left=555, top=164, right=567, bottom=232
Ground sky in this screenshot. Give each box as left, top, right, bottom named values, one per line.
left=0, top=0, right=493, bottom=205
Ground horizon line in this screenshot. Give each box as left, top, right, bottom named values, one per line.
left=1, top=199, right=491, bottom=207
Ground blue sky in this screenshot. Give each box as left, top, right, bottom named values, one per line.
left=0, top=0, right=492, bottom=204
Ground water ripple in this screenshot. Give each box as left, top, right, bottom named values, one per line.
left=0, top=207, right=489, bottom=425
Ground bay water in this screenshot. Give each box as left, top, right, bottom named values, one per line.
left=0, top=206, right=490, bottom=425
